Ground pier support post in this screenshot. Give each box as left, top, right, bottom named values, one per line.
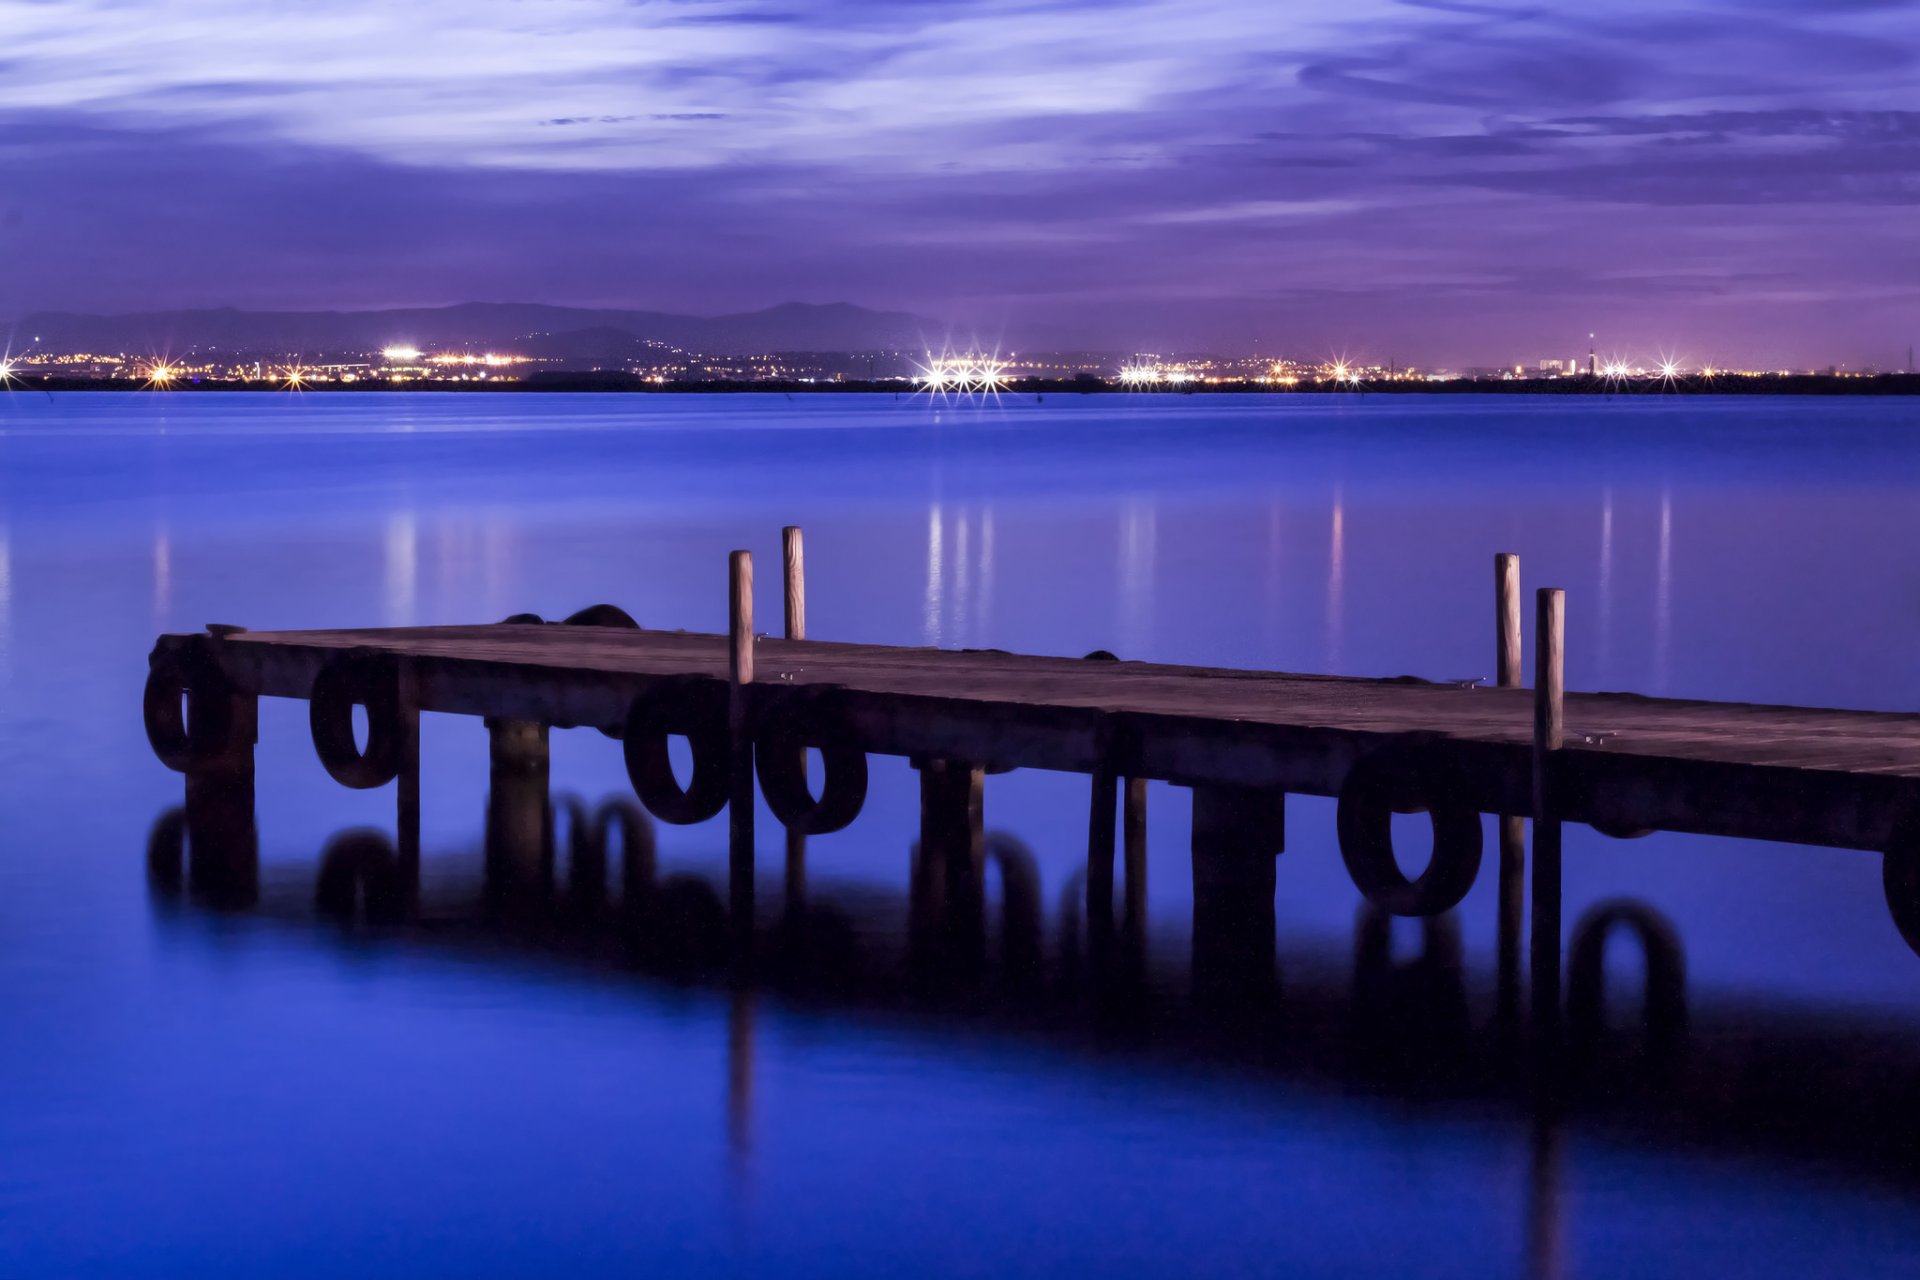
left=183, top=687, right=259, bottom=907
left=1530, top=588, right=1566, bottom=1053
left=780, top=528, right=807, bottom=916
left=1495, top=553, right=1526, bottom=1034
left=1189, top=784, right=1282, bottom=1000
left=729, top=550, right=756, bottom=949
left=912, top=759, right=986, bottom=977
left=485, top=717, right=550, bottom=893
left=396, top=658, right=421, bottom=865
left=1123, top=777, right=1149, bottom=955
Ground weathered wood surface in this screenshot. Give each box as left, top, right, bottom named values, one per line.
left=161, top=624, right=1920, bottom=852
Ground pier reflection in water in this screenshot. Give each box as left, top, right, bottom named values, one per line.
left=146, top=766, right=1920, bottom=1226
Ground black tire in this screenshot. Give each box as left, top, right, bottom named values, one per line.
left=562, top=603, right=640, bottom=629
left=1337, top=742, right=1484, bottom=917
left=622, top=679, right=731, bottom=825
left=1884, top=821, right=1920, bottom=959
left=755, top=695, right=868, bottom=835
left=143, top=647, right=236, bottom=773
left=309, top=650, right=403, bottom=789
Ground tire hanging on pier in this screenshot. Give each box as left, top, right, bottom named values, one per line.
left=1883, top=816, right=1920, bottom=959
left=308, top=649, right=405, bottom=789
left=621, top=677, right=731, bottom=825
left=755, top=690, right=868, bottom=835
left=559, top=604, right=642, bottom=736
left=1336, top=739, right=1484, bottom=917
left=143, top=644, right=239, bottom=772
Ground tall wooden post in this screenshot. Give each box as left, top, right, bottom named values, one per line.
left=729, top=550, right=756, bottom=949
left=1531, top=587, right=1566, bottom=1048
left=782, top=526, right=805, bottom=642
left=1495, top=553, right=1525, bottom=1034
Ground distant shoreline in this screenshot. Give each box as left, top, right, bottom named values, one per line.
left=9, top=373, right=1920, bottom=396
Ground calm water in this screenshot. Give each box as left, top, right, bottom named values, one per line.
left=2, top=391, right=1919, bottom=1277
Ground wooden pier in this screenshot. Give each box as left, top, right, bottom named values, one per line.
left=143, top=535, right=1920, bottom=967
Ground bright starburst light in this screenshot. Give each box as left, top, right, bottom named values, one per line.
left=915, top=352, right=1008, bottom=397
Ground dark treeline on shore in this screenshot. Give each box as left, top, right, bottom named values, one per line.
left=12, top=372, right=1920, bottom=396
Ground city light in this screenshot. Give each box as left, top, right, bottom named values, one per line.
left=428, top=352, right=524, bottom=368
left=1118, top=365, right=1161, bottom=386
left=914, top=353, right=1008, bottom=394
left=0, top=358, right=13, bottom=385
left=144, top=362, right=177, bottom=386
left=382, top=345, right=423, bottom=361
left=278, top=363, right=309, bottom=390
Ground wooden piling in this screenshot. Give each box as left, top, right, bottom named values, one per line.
left=1189, top=785, right=1282, bottom=1000
left=1495, top=553, right=1525, bottom=1032
left=729, top=550, right=755, bottom=944
left=396, top=658, right=421, bottom=864
left=782, top=526, right=805, bottom=642
left=1122, top=776, right=1149, bottom=957
left=484, top=717, right=550, bottom=891
left=780, top=527, right=809, bottom=905
left=1087, top=768, right=1119, bottom=951
left=1496, top=553, right=1523, bottom=689
left=182, top=685, right=259, bottom=907
left=1530, top=587, right=1566, bottom=1045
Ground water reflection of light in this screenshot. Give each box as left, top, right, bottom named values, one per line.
left=922, top=504, right=999, bottom=649
left=953, top=510, right=971, bottom=648
left=1118, top=500, right=1156, bottom=656
left=1598, top=489, right=1614, bottom=678
left=386, top=512, right=418, bottom=626
left=976, top=507, right=995, bottom=644
left=1325, top=489, right=1345, bottom=670
left=924, top=503, right=944, bottom=645
left=0, top=524, right=10, bottom=687
left=1654, top=489, right=1673, bottom=692
left=153, top=526, right=172, bottom=630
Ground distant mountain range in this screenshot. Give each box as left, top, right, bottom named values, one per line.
left=6, top=301, right=939, bottom=360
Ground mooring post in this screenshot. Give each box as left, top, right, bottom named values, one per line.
left=484, top=717, right=550, bottom=891
left=729, top=549, right=756, bottom=944
left=1495, top=553, right=1526, bottom=1034
left=1530, top=587, right=1566, bottom=1049
left=1189, top=784, right=1283, bottom=1000
left=782, top=526, right=805, bottom=642
left=780, top=527, right=807, bottom=912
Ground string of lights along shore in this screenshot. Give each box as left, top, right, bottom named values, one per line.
left=1, top=338, right=1913, bottom=390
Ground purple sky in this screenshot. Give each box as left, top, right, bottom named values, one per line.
left=2, top=0, right=1917, bottom=364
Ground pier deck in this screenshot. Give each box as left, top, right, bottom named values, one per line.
left=163, top=621, right=1920, bottom=853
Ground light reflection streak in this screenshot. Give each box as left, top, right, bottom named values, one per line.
left=0, top=524, right=10, bottom=687
left=1118, top=500, right=1156, bottom=657
left=386, top=511, right=418, bottom=626
left=924, top=503, right=944, bottom=645
left=153, top=525, right=172, bottom=630
left=1325, top=488, right=1345, bottom=670
left=1654, top=489, right=1673, bottom=692
left=1598, top=489, right=1614, bottom=678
